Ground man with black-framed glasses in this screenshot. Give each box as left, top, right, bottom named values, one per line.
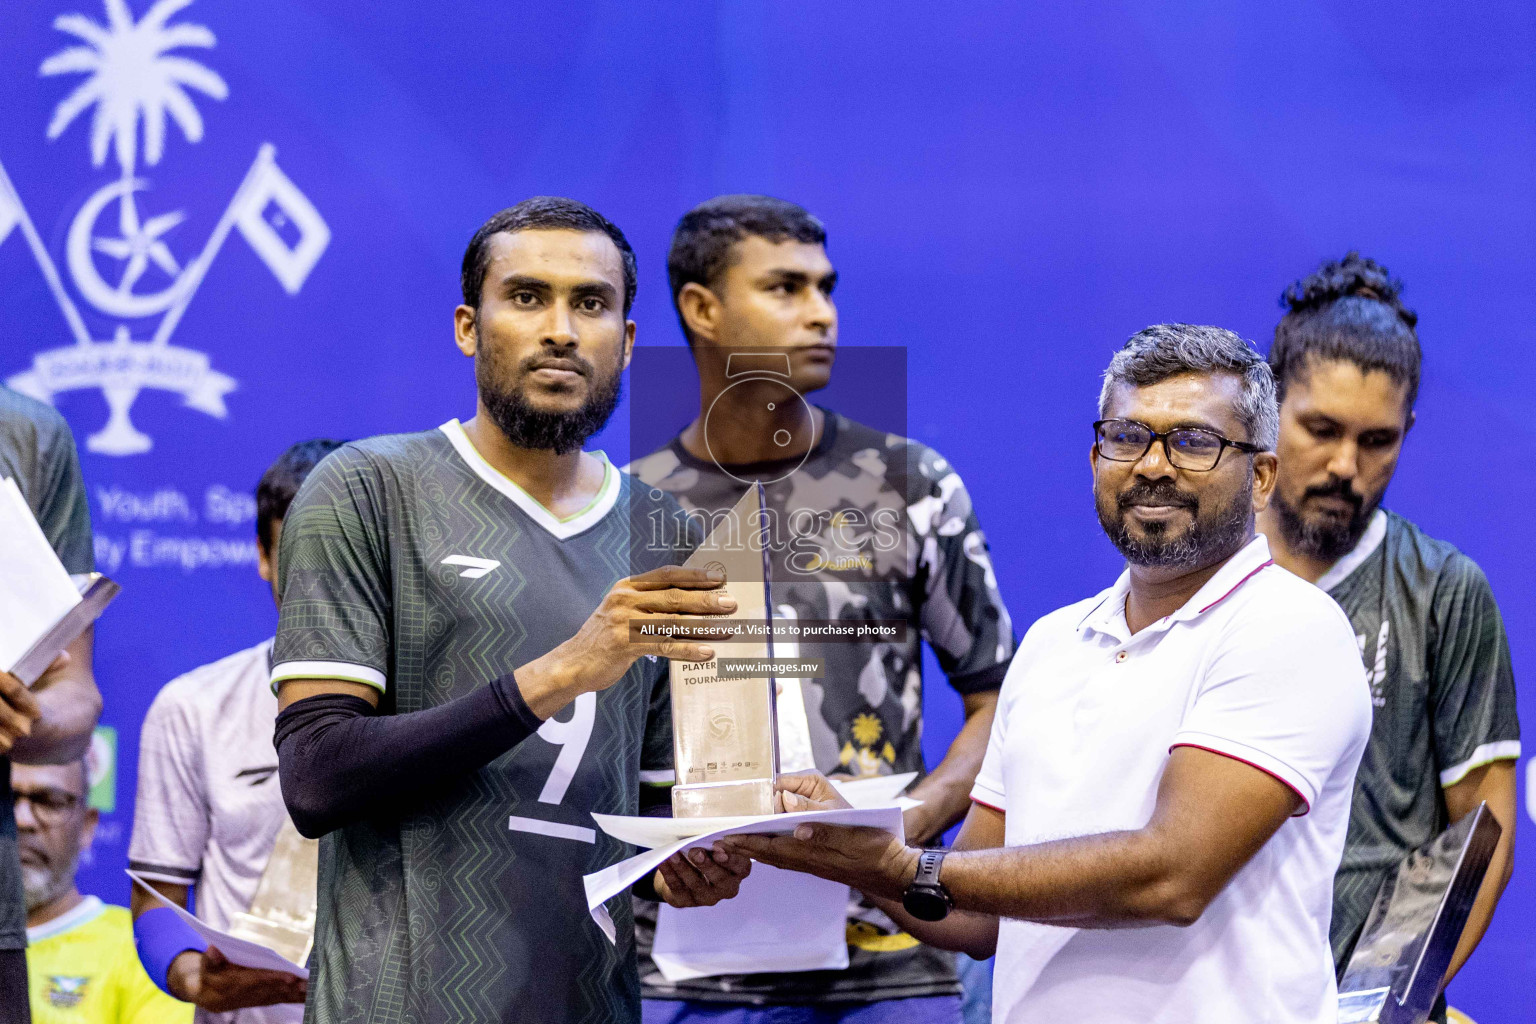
left=14, top=760, right=189, bottom=1023
left=715, top=324, right=1371, bottom=1024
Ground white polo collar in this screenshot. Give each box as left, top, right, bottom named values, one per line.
left=1081, top=535, right=1276, bottom=641
left=1314, top=509, right=1387, bottom=592
left=439, top=419, right=620, bottom=541
left=26, top=895, right=105, bottom=943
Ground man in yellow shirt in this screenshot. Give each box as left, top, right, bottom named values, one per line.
left=15, top=760, right=189, bottom=1023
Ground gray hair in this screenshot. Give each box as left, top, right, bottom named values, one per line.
left=1098, top=324, right=1279, bottom=451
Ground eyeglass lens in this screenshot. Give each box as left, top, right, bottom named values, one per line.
left=1097, top=420, right=1225, bottom=471
left=12, top=789, right=80, bottom=820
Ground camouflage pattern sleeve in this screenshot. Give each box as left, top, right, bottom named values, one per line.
left=908, top=444, right=1015, bottom=695
left=270, top=445, right=393, bottom=695
left=1429, top=553, right=1520, bottom=787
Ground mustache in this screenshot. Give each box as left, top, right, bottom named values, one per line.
left=16, top=842, right=50, bottom=869
left=521, top=352, right=594, bottom=377
left=1303, top=477, right=1363, bottom=511
left=1116, top=480, right=1198, bottom=512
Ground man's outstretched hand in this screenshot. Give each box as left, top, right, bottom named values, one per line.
left=168, top=946, right=307, bottom=1011
left=654, top=845, right=753, bottom=908
left=721, top=771, right=916, bottom=899
left=776, top=770, right=853, bottom=813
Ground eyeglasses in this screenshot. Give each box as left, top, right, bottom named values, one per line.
left=1093, top=419, right=1262, bottom=473
left=12, top=788, right=81, bottom=824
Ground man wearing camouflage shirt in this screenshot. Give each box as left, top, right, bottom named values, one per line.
left=1259, top=254, right=1519, bottom=1022
left=630, top=196, right=1015, bottom=1024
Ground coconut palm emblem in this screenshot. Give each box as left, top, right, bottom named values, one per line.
left=45, top=0, right=228, bottom=318
left=0, top=0, right=330, bottom=455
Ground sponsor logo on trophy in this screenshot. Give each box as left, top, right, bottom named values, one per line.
left=1, top=0, right=330, bottom=455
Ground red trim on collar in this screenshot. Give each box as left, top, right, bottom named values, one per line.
left=1196, top=559, right=1274, bottom=614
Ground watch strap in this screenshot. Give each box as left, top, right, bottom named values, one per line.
left=914, top=848, right=947, bottom=888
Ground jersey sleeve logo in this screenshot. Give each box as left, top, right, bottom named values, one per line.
left=441, top=555, right=500, bottom=579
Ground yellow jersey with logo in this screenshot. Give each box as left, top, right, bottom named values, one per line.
left=27, top=897, right=191, bottom=1024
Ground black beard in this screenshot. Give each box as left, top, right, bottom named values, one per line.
left=1098, top=478, right=1253, bottom=569
left=476, top=346, right=623, bottom=456
left=1273, top=478, right=1380, bottom=561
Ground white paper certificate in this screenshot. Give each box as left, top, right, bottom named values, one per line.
left=646, top=773, right=918, bottom=979
left=582, top=804, right=906, bottom=944
left=128, top=870, right=309, bottom=979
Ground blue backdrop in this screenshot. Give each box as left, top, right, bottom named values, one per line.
left=1, top=1, right=1530, bottom=1017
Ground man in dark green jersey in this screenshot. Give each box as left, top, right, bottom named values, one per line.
left=1258, top=253, right=1519, bottom=1019
left=0, top=385, right=103, bottom=1024
left=271, top=198, right=750, bottom=1024
left=629, top=196, right=1014, bottom=1024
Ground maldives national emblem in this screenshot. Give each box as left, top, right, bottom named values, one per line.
left=0, top=0, right=330, bottom=455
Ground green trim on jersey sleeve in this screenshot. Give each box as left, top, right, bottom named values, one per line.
left=1439, top=739, right=1522, bottom=787
left=270, top=660, right=387, bottom=693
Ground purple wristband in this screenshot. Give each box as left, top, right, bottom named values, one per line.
left=133, top=906, right=208, bottom=996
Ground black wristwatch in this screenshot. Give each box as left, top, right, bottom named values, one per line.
left=902, top=849, right=953, bottom=921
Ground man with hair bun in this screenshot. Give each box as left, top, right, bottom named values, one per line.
left=1259, top=253, right=1519, bottom=1018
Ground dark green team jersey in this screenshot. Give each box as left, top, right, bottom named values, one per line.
left=0, top=385, right=93, bottom=952
left=1324, top=510, right=1520, bottom=973
left=272, top=421, right=693, bottom=1024
left=627, top=411, right=1015, bottom=1005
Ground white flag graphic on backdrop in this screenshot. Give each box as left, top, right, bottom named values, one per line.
left=0, top=174, right=19, bottom=249
left=234, top=152, right=331, bottom=295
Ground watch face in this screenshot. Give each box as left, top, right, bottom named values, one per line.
left=903, top=886, right=950, bottom=922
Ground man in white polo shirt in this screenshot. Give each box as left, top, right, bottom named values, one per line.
left=723, top=324, right=1372, bottom=1023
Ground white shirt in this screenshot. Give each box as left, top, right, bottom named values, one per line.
left=972, top=535, right=1371, bottom=1024
left=128, top=639, right=303, bottom=1024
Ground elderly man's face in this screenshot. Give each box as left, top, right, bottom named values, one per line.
left=1092, top=372, right=1277, bottom=569
left=13, top=761, right=95, bottom=912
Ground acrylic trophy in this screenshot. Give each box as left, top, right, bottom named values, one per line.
left=1337, top=802, right=1503, bottom=1024
left=225, top=817, right=319, bottom=968
left=670, top=483, right=781, bottom=817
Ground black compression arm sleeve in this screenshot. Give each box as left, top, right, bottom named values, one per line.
left=274, top=673, right=545, bottom=838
